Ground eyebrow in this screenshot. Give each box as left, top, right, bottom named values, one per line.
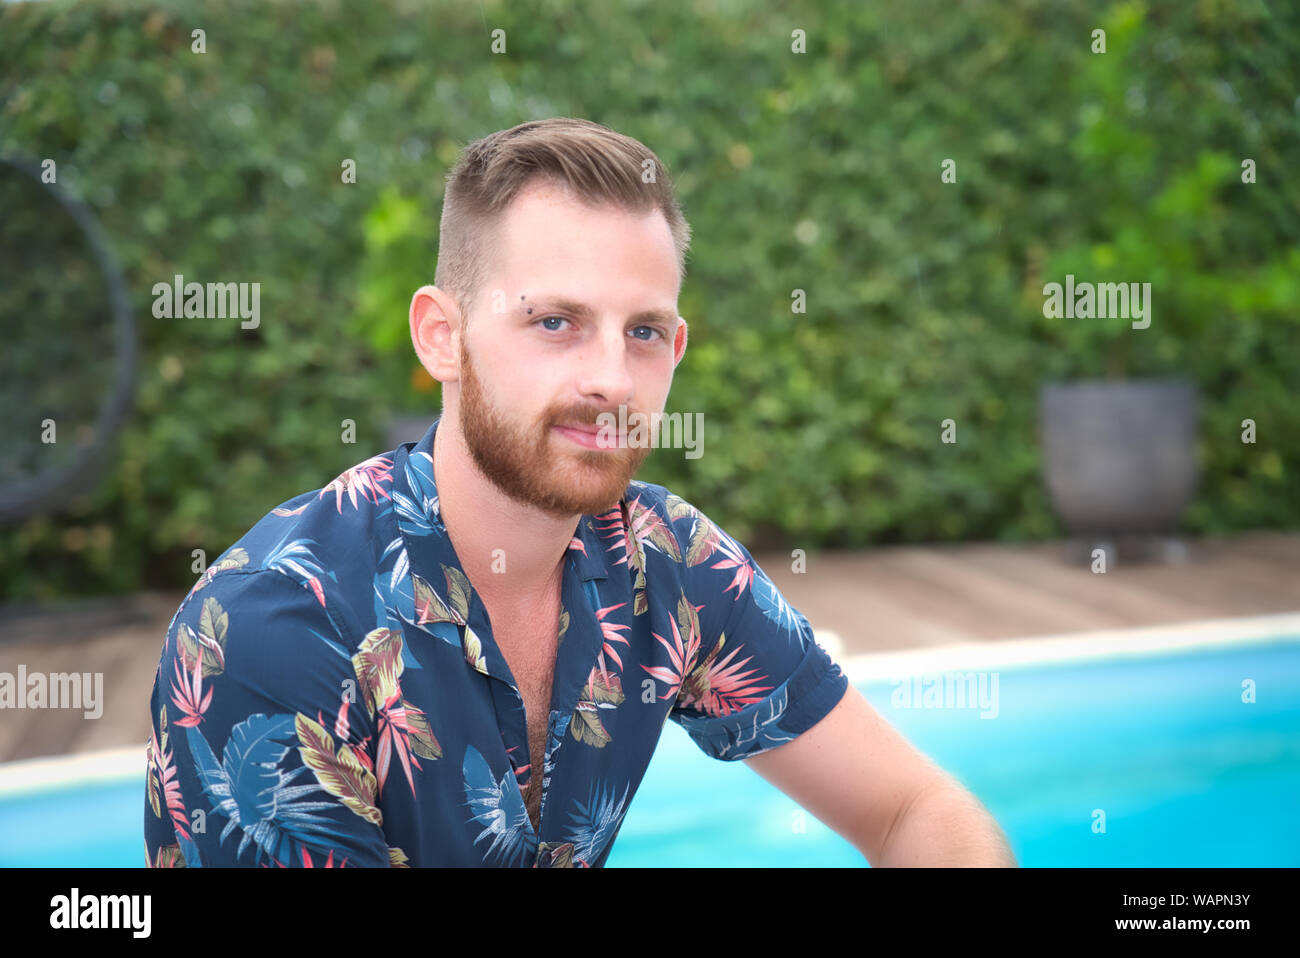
left=518, top=297, right=677, bottom=327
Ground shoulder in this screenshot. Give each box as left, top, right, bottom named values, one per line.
left=167, top=567, right=363, bottom=677
left=626, top=479, right=813, bottom=639
left=172, top=448, right=402, bottom=646
left=623, top=478, right=743, bottom=571
left=621, top=479, right=756, bottom=622
left=623, top=478, right=710, bottom=539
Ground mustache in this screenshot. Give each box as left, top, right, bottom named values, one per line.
left=549, top=407, right=631, bottom=428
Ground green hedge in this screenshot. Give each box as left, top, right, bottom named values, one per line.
left=1, top=0, right=1297, bottom=600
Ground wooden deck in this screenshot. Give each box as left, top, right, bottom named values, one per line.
left=764, top=531, right=1300, bottom=652
left=1, top=530, right=1296, bottom=764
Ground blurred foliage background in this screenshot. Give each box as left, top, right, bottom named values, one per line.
left=0, top=0, right=1297, bottom=600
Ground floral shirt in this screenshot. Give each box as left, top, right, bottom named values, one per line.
left=144, top=417, right=848, bottom=867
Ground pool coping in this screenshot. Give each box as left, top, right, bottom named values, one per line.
left=2, top=609, right=1298, bottom=798
left=831, top=609, right=1300, bottom=679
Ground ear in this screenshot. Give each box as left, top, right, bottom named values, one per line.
left=410, top=285, right=463, bottom=384
left=672, top=314, right=688, bottom=367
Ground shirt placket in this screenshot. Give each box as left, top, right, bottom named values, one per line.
left=455, top=540, right=607, bottom=864
left=459, top=589, right=530, bottom=788
left=532, top=559, right=607, bottom=854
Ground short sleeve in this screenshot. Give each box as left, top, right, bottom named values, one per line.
left=144, top=569, right=392, bottom=867
left=667, top=515, right=849, bottom=761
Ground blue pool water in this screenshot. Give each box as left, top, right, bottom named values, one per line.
left=3, top=637, right=1298, bottom=867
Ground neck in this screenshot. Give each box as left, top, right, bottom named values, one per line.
left=432, top=414, right=575, bottom=614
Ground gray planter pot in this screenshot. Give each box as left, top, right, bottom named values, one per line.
left=1039, top=378, right=1199, bottom=535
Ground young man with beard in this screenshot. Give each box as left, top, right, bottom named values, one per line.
left=144, top=117, right=1016, bottom=868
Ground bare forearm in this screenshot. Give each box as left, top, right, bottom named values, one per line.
left=874, top=778, right=1018, bottom=867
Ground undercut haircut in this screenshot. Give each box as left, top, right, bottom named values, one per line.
left=434, top=117, right=692, bottom=326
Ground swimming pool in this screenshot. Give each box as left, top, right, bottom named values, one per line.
left=3, top=616, right=1298, bottom=867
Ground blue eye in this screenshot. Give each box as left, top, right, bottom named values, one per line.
left=632, top=325, right=665, bottom=341
left=537, top=316, right=567, bottom=331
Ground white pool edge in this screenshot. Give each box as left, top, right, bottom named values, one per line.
left=829, top=609, right=1300, bottom=679
left=2, top=610, right=1298, bottom=798
left=0, top=744, right=144, bottom=798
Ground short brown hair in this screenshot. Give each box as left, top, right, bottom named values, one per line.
left=434, top=117, right=691, bottom=323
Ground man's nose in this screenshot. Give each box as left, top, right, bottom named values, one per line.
left=576, top=328, right=635, bottom=407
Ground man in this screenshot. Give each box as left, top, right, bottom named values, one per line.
left=144, top=117, right=1015, bottom=867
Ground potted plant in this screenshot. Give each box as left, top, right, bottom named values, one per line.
left=1038, top=376, right=1198, bottom=565
left=1031, top=23, right=1210, bottom=566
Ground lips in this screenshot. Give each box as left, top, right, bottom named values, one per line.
left=558, top=421, right=626, bottom=440
left=552, top=421, right=626, bottom=449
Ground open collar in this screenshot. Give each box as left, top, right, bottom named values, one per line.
left=396, top=416, right=611, bottom=585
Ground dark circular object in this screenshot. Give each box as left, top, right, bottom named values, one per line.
left=0, top=154, right=137, bottom=522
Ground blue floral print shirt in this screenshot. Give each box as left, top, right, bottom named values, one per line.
left=144, top=417, right=848, bottom=867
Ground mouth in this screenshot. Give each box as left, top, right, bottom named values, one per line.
left=552, top=423, right=623, bottom=451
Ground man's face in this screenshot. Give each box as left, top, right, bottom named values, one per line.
left=454, top=179, right=685, bottom=518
